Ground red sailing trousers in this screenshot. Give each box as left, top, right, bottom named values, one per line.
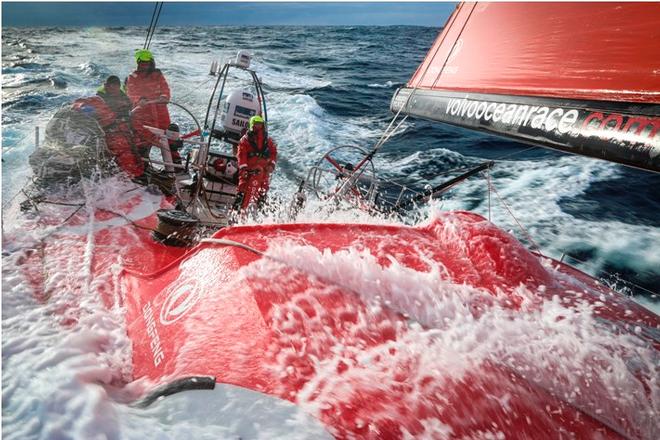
left=106, top=124, right=144, bottom=177
left=72, top=97, right=143, bottom=177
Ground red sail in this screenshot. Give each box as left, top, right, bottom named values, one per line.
left=392, top=2, right=660, bottom=172
left=410, top=2, right=660, bottom=103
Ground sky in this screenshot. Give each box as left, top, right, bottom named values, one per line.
left=2, top=2, right=456, bottom=27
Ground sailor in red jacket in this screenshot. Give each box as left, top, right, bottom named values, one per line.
left=125, top=49, right=171, bottom=155
left=71, top=75, right=143, bottom=177
left=235, top=115, right=277, bottom=211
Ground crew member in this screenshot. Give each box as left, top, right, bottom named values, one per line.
left=97, top=75, right=132, bottom=118
left=235, top=115, right=277, bottom=211
left=125, top=49, right=171, bottom=157
left=71, top=75, right=143, bottom=177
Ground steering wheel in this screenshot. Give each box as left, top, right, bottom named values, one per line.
left=306, top=145, right=378, bottom=202
left=130, top=99, right=205, bottom=157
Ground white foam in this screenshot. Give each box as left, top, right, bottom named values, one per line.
left=2, top=245, right=131, bottom=440
left=268, top=92, right=383, bottom=155
left=247, top=238, right=658, bottom=438
left=117, top=384, right=333, bottom=439
left=419, top=155, right=660, bottom=290
left=367, top=80, right=399, bottom=88
left=253, top=60, right=332, bottom=91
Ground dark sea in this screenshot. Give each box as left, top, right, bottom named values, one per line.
left=2, top=26, right=659, bottom=438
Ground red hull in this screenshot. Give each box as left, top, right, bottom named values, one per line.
left=14, top=196, right=659, bottom=439
left=122, top=213, right=657, bottom=439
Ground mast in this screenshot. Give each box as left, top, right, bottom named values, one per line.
left=391, top=2, right=660, bottom=172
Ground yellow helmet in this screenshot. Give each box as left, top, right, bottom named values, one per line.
left=135, top=49, right=154, bottom=63
left=249, top=115, right=265, bottom=131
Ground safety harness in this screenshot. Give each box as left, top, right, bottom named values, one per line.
left=246, top=132, right=271, bottom=159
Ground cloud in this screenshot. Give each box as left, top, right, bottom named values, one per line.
left=2, top=2, right=455, bottom=27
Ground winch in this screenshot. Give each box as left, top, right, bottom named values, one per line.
left=152, top=209, right=200, bottom=247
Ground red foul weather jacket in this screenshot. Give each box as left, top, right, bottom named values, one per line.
left=126, top=68, right=171, bottom=149
left=236, top=131, right=277, bottom=209
left=71, top=95, right=143, bottom=177
left=72, top=96, right=116, bottom=128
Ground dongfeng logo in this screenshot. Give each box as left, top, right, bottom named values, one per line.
left=159, top=278, right=201, bottom=325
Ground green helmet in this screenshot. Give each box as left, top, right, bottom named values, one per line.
left=249, top=115, right=265, bottom=131
left=135, top=49, right=154, bottom=63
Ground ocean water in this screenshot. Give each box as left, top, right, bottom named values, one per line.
left=2, top=26, right=659, bottom=439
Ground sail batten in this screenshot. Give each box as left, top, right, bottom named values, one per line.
left=394, top=2, right=660, bottom=172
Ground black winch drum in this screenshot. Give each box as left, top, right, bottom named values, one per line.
left=152, top=209, right=200, bottom=247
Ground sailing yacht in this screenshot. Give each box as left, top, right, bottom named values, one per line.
left=8, top=2, right=658, bottom=439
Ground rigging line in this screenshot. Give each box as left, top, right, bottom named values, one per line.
left=362, top=6, right=461, bottom=160
left=341, top=101, right=410, bottom=193
left=144, top=2, right=163, bottom=50
left=411, top=1, right=462, bottom=89
left=146, top=2, right=163, bottom=49
left=487, top=176, right=543, bottom=255
left=122, top=185, right=146, bottom=195
left=367, top=13, right=454, bottom=155
left=95, top=207, right=158, bottom=232
left=143, top=2, right=160, bottom=49
left=26, top=199, right=85, bottom=208
left=371, top=0, right=464, bottom=139
left=558, top=252, right=659, bottom=296
left=492, top=145, right=542, bottom=161
left=5, top=196, right=85, bottom=251
left=485, top=169, right=491, bottom=222
left=4, top=206, right=85, bottom=256
left=5, top=204, right=154, bottom=258
left=371, top=0, right=462, bottom=151
left=431, top=1, right=478, bottom=88
left=373, top=108, right=407, bottom=152
left=2, top=178, right=33, bottom=211
left=365, top=2, right=467, bottom=161
left=60, top=204, right=85, bottom=225
left=145, top=2, right=163, bottom=50
left=354, top=1, right=471, bottom=164
left=199, top=184, right=229, bottom=221
left=337, top=114, right=410, bottom=192
left=373, top=115, right=408, bottom=151
left=145, top=4, right=158, bottom=46
left=174, top=77, right=214, bottom=103
left=147, top=2, right=164, bottom=49
left=346, top=113, right=409, bottom=190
